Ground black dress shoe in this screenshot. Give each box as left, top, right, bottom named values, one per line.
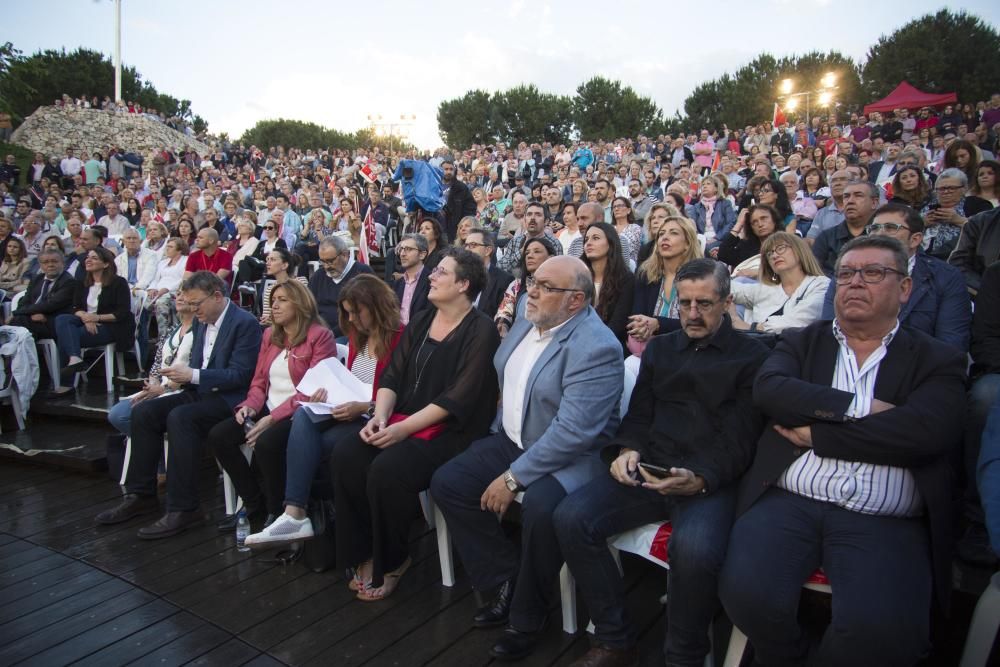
left=490, top=622, right=546, bottom=661
left=62, top=360, right=88, bottom=375
left=473, top=578, right=515, bottom=628
left=138, top=510, right=203, bottom=540
left=95, top=494, right=160, bottom=525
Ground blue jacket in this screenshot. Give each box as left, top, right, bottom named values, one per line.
left=188, top=302, right=262, bottom=409
left=393, top=160, right=445, bottom=213
left=499, top=306, right=624, bottom=494
left=821, top=251, right=971, bottom=351
left=686, top=199, right=736, bottom=237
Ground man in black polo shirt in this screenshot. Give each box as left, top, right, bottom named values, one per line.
left=812, top=180, right=877, bottom=277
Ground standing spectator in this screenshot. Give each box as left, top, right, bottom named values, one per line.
left=0, top=154, right=21, bottom=188
left=393, top=233, right=431, bottom=326
left=59, top=148, right=83, bottom=189
left=442, top=158, right=477, bottom=241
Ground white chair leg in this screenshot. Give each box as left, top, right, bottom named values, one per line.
left=134, top=340, right=144, bottom=372
left=960, top=571, right=1000, bottom=667
left=722, top=626, right=749, bottom=667
left=42, top=341, right=59, bottom=388
left=223, top=469, right=238, bottom=516
left=104, top=344, right=115, bottom=393
left=419, top=490, right=435, bottom=530
left=559, top=563, right=578, bottom=634
left=120, top=437, right=132, bottom=486
left=433, top=501, right=455, bottom=587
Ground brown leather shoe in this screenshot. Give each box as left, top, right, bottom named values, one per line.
left=568, top=645, right=639, bottom=667
left=137, top=510, right=203, bottom=540
left=95, top=494, right=160, bottom=525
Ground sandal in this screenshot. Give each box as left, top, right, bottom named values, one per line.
left=348, top=560, right=373, bottom=592
left=356, top=557, right=412, bottom=602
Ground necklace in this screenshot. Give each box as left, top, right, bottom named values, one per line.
left=413, top=328, right=434, bottom=391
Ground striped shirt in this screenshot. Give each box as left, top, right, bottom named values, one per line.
left=776, top=320, right=923, bottom=517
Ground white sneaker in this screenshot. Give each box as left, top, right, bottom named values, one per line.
left=244, top=513, right=314, bottom=547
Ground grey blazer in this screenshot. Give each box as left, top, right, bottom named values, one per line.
left=498, top=305, right=624, bottom=494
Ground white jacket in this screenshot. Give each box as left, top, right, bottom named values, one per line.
left=0, top=325, right=39, bottom=413
left=732, top=275, right=831, bottom=333
left=114, top=247, right=158, bottom=290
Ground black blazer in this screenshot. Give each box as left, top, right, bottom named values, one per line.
left=70, top=276, right=135, bottom=348
left=599, top=270, right=635, bottom=347
left=741, top=321, right=968, bottom=609
left=632, top=273, right=682, bottom=335
left=393, top=266, right=432, bottom=320
left=13, top=271, right=78, bottom=318
left=478, top=265, right=514, bottom=320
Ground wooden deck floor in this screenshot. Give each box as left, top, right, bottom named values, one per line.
left=0, top=446, right=992, bottom=666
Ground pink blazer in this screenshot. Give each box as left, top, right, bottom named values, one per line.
left=237, top=323, right=337, bottom=422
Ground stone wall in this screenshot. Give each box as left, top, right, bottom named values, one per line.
left=10, top=106, right=211, bottom=162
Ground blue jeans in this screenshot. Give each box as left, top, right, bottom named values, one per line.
left=966, top=373, right=1000, bottom=516
left=54, top=313, right=115, bottom=363
left=719, top=488, right=931, bottom=667
left=284, top=406, right=363, bottom=509
left=553, top=473, right=735, bottom=666
left=978, top=391, right=1000, bottom=557
left=108, top=398, right=131, bottom=435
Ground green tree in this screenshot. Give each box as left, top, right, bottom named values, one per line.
left=862, top=10, right=1000, bottom=102
left=239, top=118, right=356, bottom=150
left=437, top=89, right=495, bottom=147
left=493, top=84, right=574, bottom=145
left=573, top=76, right=662, bottom=139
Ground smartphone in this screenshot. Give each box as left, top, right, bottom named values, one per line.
left=243, top=417, right=256, bottom=434
left=638, top=462, right=672, bottom=479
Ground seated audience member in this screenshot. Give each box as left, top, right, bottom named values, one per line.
left=66, top=227, right=103, bottom=280
left=962, top=261, right=1000, bottom=566
left=554, top=259, right=768, bottom=667
left=495, top=237, right=558, bottom=338
left=26, top=235, right=66, bottom=280
left=234, top=212, right=284, bottom=285
left=107, top=293, right=196, bottom=437
left=184, top=228, right=233, bottom=285
left=208, top=280, right=336, bottom=528
left=259, top=248, right=308, bottom=326
left=463, top=228, right=513, bottom=320
left=0, top=236, right=30, bottom=294
left=719, top=235, right=967, bottom=666
left=418, top=217, right=448, bottom=270
left=636, top=203, right=676, bottom=266
left=141, top=221, right=169, bottom=258
left=718, top=204, right=785, bottom=272
left=393, top=233, right=431, bottom=326
left=498, top=201, right=563, bottom=275
left=431, top=256, right=623, bottom=661
left=565, top=201, right=606, bottom=258
left=812, top=179, right=879, bottom=276
left=331, top=248, right=499, bottom=600
left=116, top=227, right=159, bottom=356
left=581, top=222, right=635, bottom=346
left=686, top=175, right=736, bottom=245
left=309, top=236, right=372, bottom=339
left=729, top=232, right=830, bottom=333
left=145, top=237, right=188, bottom=338
left=8, top=249, right=77, bottom=339
left=96, top=198, right=131, bottom=236
left=609, top=197, right=643, bottom=267
left=51, top=246, right=134, bottom=396
left=246, top=274, right=403, bottom=546
left=819, top=203, right=971, bottom=350
left=627, top=216, right=703, bottom=348
left=978, top=390, right=1000, bottom=560
left=949, top=206, right=1000, bottom=296
left=225, top=217, right=259, bottom=267
left=295, top=208, right=328, bottom=263
left=95, top=272, right=262, bottom=539
left=923, top=168, right=992, bottom=261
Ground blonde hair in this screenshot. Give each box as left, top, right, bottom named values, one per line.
left=759, top=232, right=824, bottom=283
left=638, top=216, right=703, bottom=283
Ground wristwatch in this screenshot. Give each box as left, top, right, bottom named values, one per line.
left=503, top=470, right=522, bottom=493
left=365, top=401, right=376, bottom=419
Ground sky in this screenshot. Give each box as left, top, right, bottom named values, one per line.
left=7, top=1, right=1000, bottom=149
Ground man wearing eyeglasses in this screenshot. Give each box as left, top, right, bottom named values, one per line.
left=309, top=235, right=371, bottom=339
left=464, top=228, right=513, bottom=320
left=392, top=233, right=430, bottom=326
left=431, top=255, right=623, bottom=662
left=721, top=235, right=967, bottom=666
left=820, top=203, right=970, bottom=351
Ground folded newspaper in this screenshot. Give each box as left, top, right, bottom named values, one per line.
left=295, top=358, right=372, bottom=422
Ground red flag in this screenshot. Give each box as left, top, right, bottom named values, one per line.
left=359, top=162, right=377, bottom=184
left=772, top=103, right=787, bottom=127
left=711, top=151, right=721, bottom=172
left=359, top=205, right=378, bottom=265
left=882, top=181, right=893, bottom=200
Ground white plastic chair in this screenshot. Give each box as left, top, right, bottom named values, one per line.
left=336, top=344, right=349, bottom=366
left=222, top=444, right=254, bottom=516
left=960, top=571, right=1000, bottom=667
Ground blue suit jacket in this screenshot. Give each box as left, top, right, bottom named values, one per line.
left=498, top=305, right=624, bottom=494
left=821, top=251, right=971, bottom=351
left=189, top=301, right=262, bottom=408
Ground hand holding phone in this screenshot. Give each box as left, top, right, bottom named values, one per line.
left=638, top=462, right=672, bottom=479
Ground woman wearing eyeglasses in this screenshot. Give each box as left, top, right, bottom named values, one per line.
left=728, top=232, right=830, bottom=334
left=494, top=236, right=558, bottom=338
left=332, top=248, right=499, bottom=601
left=922, top=168, right=992, bottom=260
left=610, top=196, right=643, bottom=267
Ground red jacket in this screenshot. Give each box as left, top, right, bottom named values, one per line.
left=238, top=323, right=337, bottom=422
left=347, top=328, right=404, bottom=400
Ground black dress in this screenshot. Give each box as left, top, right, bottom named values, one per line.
left=330, top=306, right=500, bottom=586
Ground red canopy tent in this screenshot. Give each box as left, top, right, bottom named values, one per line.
left=863, top=81, right=958, bottom=115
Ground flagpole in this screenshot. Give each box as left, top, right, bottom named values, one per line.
left=113, top=0, right=122, bottom=102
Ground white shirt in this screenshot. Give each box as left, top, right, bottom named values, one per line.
left=191, top=300, right=231, bottom=384
left=266, top=350, right=295, bottom=410
left=501, top=318, right=570, bottom=448
left=777, top=320, right=923, bottom=517
left=86, top=284, right=102, bottom=313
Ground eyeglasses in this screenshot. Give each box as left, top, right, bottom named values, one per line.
left=263, top=225, right=276, bottom=230
left=677, top=298, right=721, bottom=313
left=758, top=187, right=775, bottom=194
left=319, top=256, right=344, bottom=266
left=866, top=223, right=910, bottom=234
left=463, top=242, right=488, bottom=250
left=835, top=264, right=907, bottom=285
left=525, top=275, right=582, bottom=295
left=429, top=266, right=452, bottom=278
left=396, top=245, right=420, bottom=254
left=185, top=295, right=215, bottom=310
left=766, top=244, right=791, bottom=258
left=934, top=185, right=962, bottom=193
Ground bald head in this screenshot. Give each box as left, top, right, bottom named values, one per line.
left=524, top=255, right=593, bottom=331
left=576, top=202, right=604, bottom=230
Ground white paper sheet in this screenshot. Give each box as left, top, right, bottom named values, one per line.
left=296, top=358, right=372, bottom=407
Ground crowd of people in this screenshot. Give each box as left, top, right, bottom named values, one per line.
left=0, top=92, right=999, bottom=666
left=51, top=93, right=199, bottom=136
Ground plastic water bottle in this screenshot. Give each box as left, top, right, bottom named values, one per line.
left=236, top=509, right=250, bottom=552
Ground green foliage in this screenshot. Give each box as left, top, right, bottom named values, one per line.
left=0, top=46, right=201, bottom=129
left=573, top=76, right=662, bottom=139
left=861, top=10, right=1000, bottom=102
left=493, top=84, right=574, bottom=145
left=437, top=89, right=495, bottom=147
left=239, top=119, right=356, bottom=150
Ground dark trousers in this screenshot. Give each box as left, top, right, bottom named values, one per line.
left=553, top=473, right=735, bottom=667
left=9, top=314, right=55, bottom=340
left=965, top=373, right=1000, bottom=519
left=206, top=412, right=293, bottom=516
left=330, top=432, right=455, bottom=587
left=718, top=488, right=931, bottom=667
left=53, top=313, right=115, bottom=363
left=124, top=389, right=232, bottom=512
left=430, top=433, right=567, bottom=632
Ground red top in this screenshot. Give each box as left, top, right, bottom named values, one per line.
left=185, top=247, right=233, bottom=278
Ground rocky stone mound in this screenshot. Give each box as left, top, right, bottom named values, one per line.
left=10, top=105, right=211, bottom=161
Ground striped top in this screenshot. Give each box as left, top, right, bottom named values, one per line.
left=350, top=341, right=378, bottom=386
left=776, top=320, right=923, bottom=518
